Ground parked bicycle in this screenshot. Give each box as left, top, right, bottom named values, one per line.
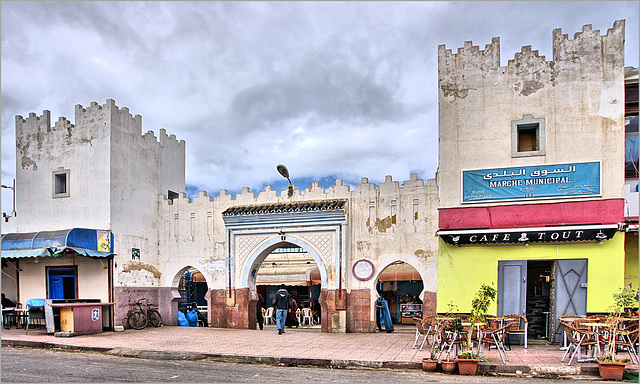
left=127, top=298, right=162, bottom=330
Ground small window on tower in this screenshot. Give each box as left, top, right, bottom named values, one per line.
left=512, top=115, right=545, bottom=157
left=52, top=168, right=70, bottom=198
left=518, top=124, right=539, bottom=152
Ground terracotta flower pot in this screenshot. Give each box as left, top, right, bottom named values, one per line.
left=596, top=359, right=627, bottom=381
left=456, top=358, right=479, bottom=375
left=440, top=359, right=457, bottom=374
left=421, top=358, right=438, bottom=372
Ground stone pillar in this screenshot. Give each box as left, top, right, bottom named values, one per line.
left=223, top=288, right=250, bottom=329
left=319, top=288, right=347, bottom=333
left=207, top=288, right=228, bottom=327
left=422, top=290, right=437, bottom=317
left=346, top=289, right=374, bottom=332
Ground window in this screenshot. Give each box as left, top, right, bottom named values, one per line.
left=47, top=267, right=77, bottom=300
left=512, top=115, right=545, bottom=157
left=52, top=167, right=70, bottom=198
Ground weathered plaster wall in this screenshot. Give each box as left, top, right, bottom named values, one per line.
left=17, top=255, right=110, bottom=305
left=156, top=172, right=439, bottom=319
left=15, top=108, right=111, bottom=231
left=438, top=21, right=626, bottom=208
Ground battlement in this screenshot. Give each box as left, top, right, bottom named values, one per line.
left=16, top=99, right=184, bottom=148
left=166, top=173, right=436, bottom=208
left=439, top=20, right=625, bottom=98
left=15, top=110, right=52, bottom=132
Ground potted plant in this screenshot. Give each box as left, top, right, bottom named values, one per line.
left=456, top=283, right=497, bottom=375
left=421, top=343, right=439, bottom=372
left=439, top=301, right=460, bottom=374
left=596, top=286, right=637, bottom=380
left=457, top=351, right=485, bottom=375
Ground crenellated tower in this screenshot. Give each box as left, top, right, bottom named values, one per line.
left=438, top=20, right=626, bottom=208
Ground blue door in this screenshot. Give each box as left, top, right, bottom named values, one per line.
left=48, top=269, right=76, bottom=300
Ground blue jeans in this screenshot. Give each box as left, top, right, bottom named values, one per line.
left=276, top=309, right=287, bottom=331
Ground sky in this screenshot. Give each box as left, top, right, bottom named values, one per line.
left=1, top=1, right=638, bottom=213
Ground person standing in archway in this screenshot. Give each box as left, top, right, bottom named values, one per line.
left=257, top=293, right=265, bottom=330
left=273, top=284, right=291, bottom=335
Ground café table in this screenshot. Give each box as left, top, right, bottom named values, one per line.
left=2, top=307, right=16, bottom=329
left=461, top=322, right=485, bottom=355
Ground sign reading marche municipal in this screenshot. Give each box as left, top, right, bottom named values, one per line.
left=462, top=161, right=600, bottom=203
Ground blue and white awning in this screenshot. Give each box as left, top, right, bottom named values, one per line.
left=1, top=228, right=113, bottom=258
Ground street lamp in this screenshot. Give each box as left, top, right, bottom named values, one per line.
left=276, top=164, right=294, bottom=198
left=1, top=178, right=16, bottom=218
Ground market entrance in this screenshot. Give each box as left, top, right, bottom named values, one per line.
left=223, top=199, right=345, bottom=332
left=254, top=242, right=322, bottom=329
left=375, top=261, right=424, bottom=325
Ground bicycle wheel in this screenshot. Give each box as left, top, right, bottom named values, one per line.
left=127, top=311, right=148, bottom=330
left=148, top=309, right=162, bottom=327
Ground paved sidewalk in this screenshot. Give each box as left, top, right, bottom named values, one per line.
left=1, top=324, right=638, bottom=380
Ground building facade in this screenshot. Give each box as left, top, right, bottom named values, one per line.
left=1, top=102, right=439, bottom=332
left=2, top=20, right=634, bottom=336
left=436, top=21, right=632, bottom=342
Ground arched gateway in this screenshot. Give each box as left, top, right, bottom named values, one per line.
left=207, top=200, right=350, bottom=332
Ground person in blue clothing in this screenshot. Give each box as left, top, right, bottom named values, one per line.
left=375, top=296, right=394, bottom=333
left=272, top=284, right=291, bottom=335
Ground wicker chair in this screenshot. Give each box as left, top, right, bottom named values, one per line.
left=412, top=315, right=436, bottom=350
left=503, top=314, right=528, bottom=348
left=616, top=327, right=639, bottom=364
left=561, top=322, right=600, bottom=365
left=479, top=324, right=510, bottom=364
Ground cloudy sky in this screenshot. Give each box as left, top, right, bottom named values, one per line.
left=1, top=1, right=638, bottom=212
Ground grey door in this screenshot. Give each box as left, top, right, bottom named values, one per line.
left=553, top=259, right=588, bottom=343
left=497, top=260, right=527, bottom=317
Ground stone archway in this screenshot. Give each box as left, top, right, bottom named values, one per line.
left=374, top=260, right=426, bottom=325
left=217, top=199, right=348, bottom=332
left=242, top=235, right=329, bottom=290
left=168, top=265, right=211, bottom=326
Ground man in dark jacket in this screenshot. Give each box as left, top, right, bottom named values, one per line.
left=272, top=284, right=291, bottom=334
left=257, top=293, right=265, bottom=330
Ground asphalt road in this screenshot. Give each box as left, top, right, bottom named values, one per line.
left=1, top=346, right=592, bottom=383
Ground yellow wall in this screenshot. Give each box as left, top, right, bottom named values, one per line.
left=625, top=233, right=639, bottom=290
left=437, top=232, right=626, bottom=314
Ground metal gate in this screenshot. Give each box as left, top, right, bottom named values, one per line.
left=553, top=259, right=588, bottom=343
left=497, top=260, right=527, bottom=317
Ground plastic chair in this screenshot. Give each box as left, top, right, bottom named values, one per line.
left=301, top=308, right=314, bottom=326
left=264, top=307, right=275, bottom=325
left=25, top=298, right=46, bottom=334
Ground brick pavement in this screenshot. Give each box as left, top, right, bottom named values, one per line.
left=1, top=323, right=638, bottom=379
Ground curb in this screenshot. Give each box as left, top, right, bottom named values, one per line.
left=1, top=339, right=623, bottom=378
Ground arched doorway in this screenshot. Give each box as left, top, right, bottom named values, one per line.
left=253, top=242, right=322, bottom=329
left=375, top=261, right=424, bottom=325
left=221, top=199, right=346, bottom=332
left=241, top=234, right=330, bottom=331
left=171, top=266, right=209, bottom=326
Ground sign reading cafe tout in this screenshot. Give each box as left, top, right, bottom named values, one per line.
left=462, top=161, right=601, bottom=203
left=438, top=224, right=620, bottom=245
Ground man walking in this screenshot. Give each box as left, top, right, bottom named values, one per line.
left=272, top=284, right=291, bottom=335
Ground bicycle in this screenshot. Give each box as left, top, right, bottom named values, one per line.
left=127, top=298, right=162, bottom=330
